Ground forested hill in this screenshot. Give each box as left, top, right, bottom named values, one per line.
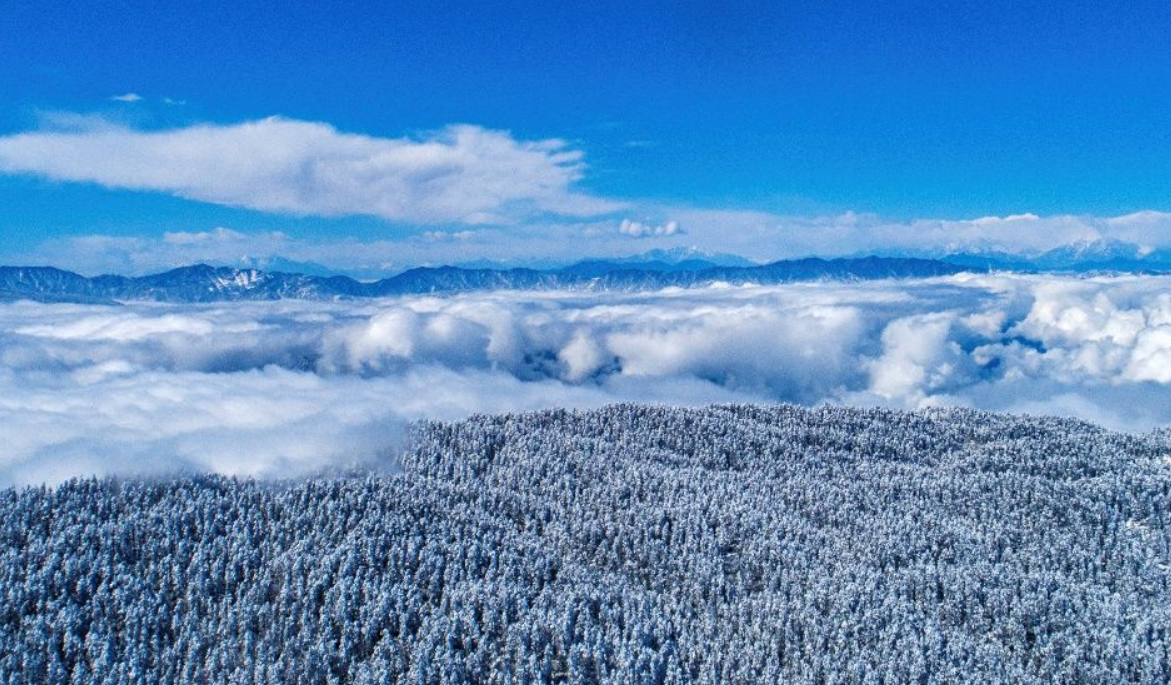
left=2, top=404, right=1170, bottom=683
left=0, top=256, right=970, bottom=303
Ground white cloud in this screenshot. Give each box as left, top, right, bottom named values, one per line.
left=0, top=116, right=624, bottom=224
left=109, top=93, right=143, bottom=103
left=618, top=218, right=682, bottom=238
left=559, top=331, right=606, bottom=382
left=5, top=273, right=1171, bottom=485
left=421, top=229, right=481, bottom=243
left=1125, top=327, right=1171, bottom=383
left=6, top=113, right=1171, bottom=274
left=5, top=116, right=1171, bottom=276
left=21, top=229, right=298, bottom=276
left=969, top=212, right=1040, bottom=226
left=655, top=208, right=1171, bottom=260
left=162, top=226, right=253, bottom=245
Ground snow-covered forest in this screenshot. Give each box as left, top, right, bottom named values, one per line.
left=2, top=404, right=1169, bottom=683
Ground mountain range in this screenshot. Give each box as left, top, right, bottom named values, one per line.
left=944, top=240, right=1171, bottom=273
left=0, top=256, right=972, bottom=304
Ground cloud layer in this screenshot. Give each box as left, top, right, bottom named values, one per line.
left=3, top=273, right=1171, bottom=485
left=0, top=117, right=621, bottom=224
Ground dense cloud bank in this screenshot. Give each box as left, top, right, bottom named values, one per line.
left=3, top=273, right=1171, bottom=483
left=2, top=405, right=1169, bottom=682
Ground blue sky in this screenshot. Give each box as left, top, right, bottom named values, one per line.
left=3, top=0, right=1171, bottom=273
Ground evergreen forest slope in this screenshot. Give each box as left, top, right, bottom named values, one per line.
left=2, top=404, right=1170, bottom=683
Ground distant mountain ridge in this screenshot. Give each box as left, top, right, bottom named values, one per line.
left=0, top=256, right=973, bottom=303
left=944, top=241, right=1171, bottom=274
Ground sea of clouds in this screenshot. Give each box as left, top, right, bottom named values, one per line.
left=4, top=272, right=1171, bottom=485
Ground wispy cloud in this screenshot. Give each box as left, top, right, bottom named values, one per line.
left=0, top=116, right=625, bottom=224
left=108, top=93, right=143, bottom=103
left=650, top=208, right=1136, bottom=258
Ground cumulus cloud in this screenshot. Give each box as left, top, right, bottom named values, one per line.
left=0, top=116, right=623, bottom=224
left=618, top=218, right=682, bottom=238
left=4, top=273, right=1171, bottom=485
left=868, top=313, right=967, bottom=401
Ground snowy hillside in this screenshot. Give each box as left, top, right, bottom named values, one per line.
left=2, top=404, right=1168, bottom=683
